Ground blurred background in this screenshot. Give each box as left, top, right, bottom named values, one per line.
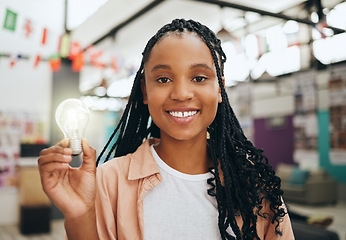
left=0, top=0, right=345, bottom=239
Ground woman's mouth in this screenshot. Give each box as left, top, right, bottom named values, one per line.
left=168, top=110, right=198, bottom=118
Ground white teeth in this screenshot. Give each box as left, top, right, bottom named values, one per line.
left=169, top=111, right=197, bottom=118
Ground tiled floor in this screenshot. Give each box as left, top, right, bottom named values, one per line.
left=0, top=201, right=345, bottom=239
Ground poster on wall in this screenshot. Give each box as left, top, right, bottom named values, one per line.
left=0, top=111, right=20, bottom=189
left=329, top=73, right=346, bottom=165
left=0, top=110, right=48, bottom=189
left=293, top=71, right=319, bottom=169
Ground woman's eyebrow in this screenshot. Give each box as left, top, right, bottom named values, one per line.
left=151, top=64, right=171, bottom=72
left=150, top=63, right=213, bottom=72
left=190, top=63, right=213, bottom=71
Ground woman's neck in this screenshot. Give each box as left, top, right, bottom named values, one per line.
left=154, top=134, right=212, bottom=175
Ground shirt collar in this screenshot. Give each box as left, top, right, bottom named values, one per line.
left=128, top=138, right=160, bottom=180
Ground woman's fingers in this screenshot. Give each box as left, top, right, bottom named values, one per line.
left=38, top=139, right=96, bottom=175
left=39, top=142, right=72, bottom=156
left=38, top=141, right=73, bottom=177
left=39, top=161, right=70, bottom=174
left=38, top=147, right=72, bottom=165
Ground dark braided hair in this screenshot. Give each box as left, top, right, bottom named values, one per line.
left=97, top=19, right=286, bottom=240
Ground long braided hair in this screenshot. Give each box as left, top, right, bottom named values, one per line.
left=97, top=19, right=286, bottom=240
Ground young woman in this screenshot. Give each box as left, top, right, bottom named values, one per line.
left=38, top=19, right=294, bottom=239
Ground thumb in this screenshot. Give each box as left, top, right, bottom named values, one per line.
left=57, top=138, right=70, bottom=148
left=81, top=139, right=96, bottom=172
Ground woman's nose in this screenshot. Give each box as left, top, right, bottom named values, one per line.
left=169, top=79, right=194, bottom=101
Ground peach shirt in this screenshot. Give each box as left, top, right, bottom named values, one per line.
left=95, top=138, right=294, bottom=240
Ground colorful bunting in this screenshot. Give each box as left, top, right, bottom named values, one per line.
left=72, top=52, right=85, bottom=72
left=3, top=9, right=17, bottom=31
left=87, top=46, right=106, bottom=68
left=22, top=19, right=33, bottom=38
left=69, top=41, right=82, bottom=60
left=49, top=54, right=61, bottom=72
left=9, top=58, right=16, bottom=67
left=59, top=33, right=70, bottom=58
left=41, top=28, right=47, bottom=45
left=0, top=6, right=124, bottom=73
left=34, top=55, right=41, bottom=68
left=1, top=6, right=124, bottom=72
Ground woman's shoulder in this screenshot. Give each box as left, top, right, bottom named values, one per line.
left=96, top=153, right=133, bottom=179
left=96, top=138, right=160, bottom=180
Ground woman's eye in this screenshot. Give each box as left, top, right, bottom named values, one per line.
left=193, top=76, right=207, bottom=82
left=157, top=77, right=171, bottom=83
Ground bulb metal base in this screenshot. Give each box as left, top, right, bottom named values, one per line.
left=70, top=139, right=82, bottom=156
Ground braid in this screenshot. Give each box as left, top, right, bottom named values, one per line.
left=97, top=18, right=286, bottom=239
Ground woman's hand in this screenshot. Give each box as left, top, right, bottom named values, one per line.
left=38, top=139, right=97, bottom=219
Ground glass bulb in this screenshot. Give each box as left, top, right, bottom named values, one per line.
left=55, top=98, right=90, bottom=155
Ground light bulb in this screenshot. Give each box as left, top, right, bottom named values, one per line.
left=55, top=98, right=90, bottom=155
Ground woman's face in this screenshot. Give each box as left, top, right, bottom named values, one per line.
left=142, top=32, right=222, bottom=142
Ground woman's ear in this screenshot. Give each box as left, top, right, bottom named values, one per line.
left=141, top=78, right=148, bottom=104
left=218, top=77, right=225, bottom=103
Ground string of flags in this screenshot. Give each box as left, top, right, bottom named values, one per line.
left=1, top=6, right=305, bottom=73
left=1, top=7, right=119, bottom=72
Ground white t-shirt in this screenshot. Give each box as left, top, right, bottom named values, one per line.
left=143, top=145, right=235, bottom=239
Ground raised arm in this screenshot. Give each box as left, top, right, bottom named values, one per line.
left=38, top=139, right=99, bottom=240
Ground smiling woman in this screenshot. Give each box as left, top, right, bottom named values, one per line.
left=38, top=19, right=294, bottom=240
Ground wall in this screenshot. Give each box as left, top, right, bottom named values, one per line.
left=254, top=116, right=294, bottom=170
left=0, top=57, right=54, bottom=225
left=0, top=0, right=64, bottom=225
